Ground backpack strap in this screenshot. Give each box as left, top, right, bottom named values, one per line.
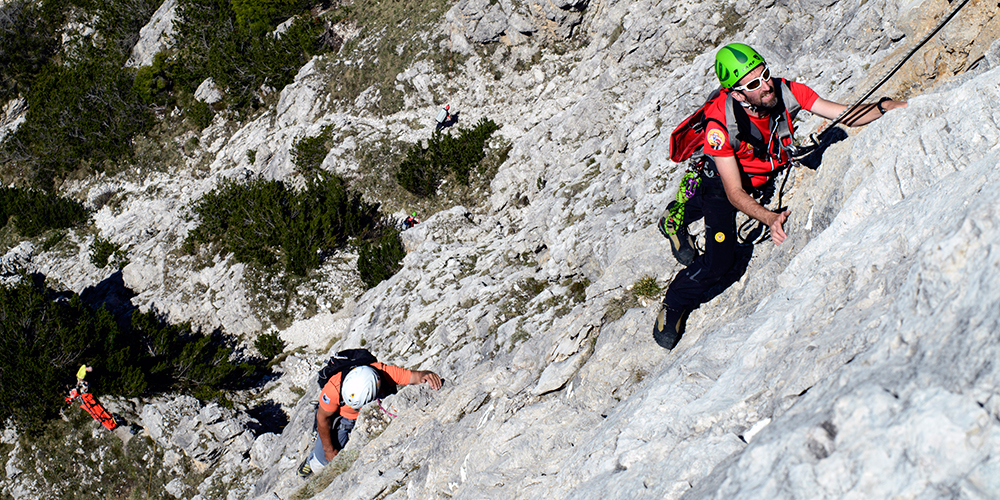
left=771, top=79, right=800, bottom=159
left=722, top=78, right=802, bottom=174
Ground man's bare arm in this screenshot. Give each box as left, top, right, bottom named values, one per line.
left=316, top=407, right=339, bottom=461
left=408, top=370, right=443, bottom=389
left=713, top=155, right=790, bottom=245
left=809, top=97, right=907, bottom=126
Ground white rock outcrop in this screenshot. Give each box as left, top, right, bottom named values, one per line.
left=126, top=0, right=178, bottom=68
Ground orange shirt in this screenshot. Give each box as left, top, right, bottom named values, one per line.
left=318, top=363, right=412, bottom=420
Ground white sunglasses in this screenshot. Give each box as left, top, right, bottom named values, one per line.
left=733, top=66, right=771, bottom=92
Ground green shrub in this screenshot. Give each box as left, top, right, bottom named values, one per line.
left=0, top=0, right=60, bottom=103
left=0, top=278, right=257, bottom=434
left=188, top=175, right=381, bottom=276
left=133, top=51, right=175, bottom=105
left=568, top=278, right=590, bottom=303
left=0, top=0, right=159, bottom=187
left=3, top=46, right=154, bottom=187
left=89, top=236, right=127, bottom=269
left=186, top=99, right=215, bottom=129
left=230, top=0, right=305, bottom=32
left=0, top=187, right=87, bottom=237
left=395, top=141, right=442, bottom=197
left=316, top=0, right=460, bottom=115
left=254, top=332, right=285, bottom=359
left=631, top=275, right=661, bottom=298
left=173, top=0, right=325, bottom=111
left=356, top=225, right=405, bottom=288
left=395, top=118, right=501, bottom=197
left=292, top=130, right=331, bottom=175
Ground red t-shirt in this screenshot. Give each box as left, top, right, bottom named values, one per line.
left=703, top=81, right=819, bottom=187
left=318, top=362, right=412, bottom=419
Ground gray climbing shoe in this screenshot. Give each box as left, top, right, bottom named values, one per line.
left=658, top=212, right=698, bottom=266
left=653, top=305, right=690, bottom=350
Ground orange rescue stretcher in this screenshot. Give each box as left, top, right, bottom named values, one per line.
left=65, top=389, right=118, bottom=430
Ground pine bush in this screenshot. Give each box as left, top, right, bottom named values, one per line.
left=188, top=175, right=381, bottom=276
left=291, top=131, right=330, bottom=175
left=395, top=117, right=501, bottom=197
left=0, top=279, right=258, bottom=434
left=0, top=187, right=88, bottom=237
left=254, top=332, right=285, bottom=360
left=357, top=225, right=405, bottom=289
left=173, top=0, right=324, bottom=111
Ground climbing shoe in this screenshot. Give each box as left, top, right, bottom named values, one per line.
left=653, top=305, right=690, bottom=350
left=297, top=460, right=313, bottom=478
left=658, top=211, right=697, bottom=266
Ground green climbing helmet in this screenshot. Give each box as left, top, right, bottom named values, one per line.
left=715, top=43, right=765, bottom=89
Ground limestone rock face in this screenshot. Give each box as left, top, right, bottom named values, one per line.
left=126, top=0, right=178, bottom=68
left=194, top=78, right=224, bottom=104
left=446, top=0, right=587, bottom=45
left=0, top=96, right=26, bottom=143
left=140, top=396, right=257, bottom=468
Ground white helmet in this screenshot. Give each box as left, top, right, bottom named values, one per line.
left=341, top=366, right=380, bottom=409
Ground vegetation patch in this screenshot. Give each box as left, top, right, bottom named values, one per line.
left=631, top=275, right=661, bottom=299
left=602, top=276, right=660, bottom=324
left=315, top=0, right=463, bottom=115
left=496, top=277, right=547, bottom=326
left=0, top=186, right=88, bottom=241
left=187, top=175, right=382, bottom=275
left=0, top=0, right=159, bottom=187
left=0, top=0, right=334, bottom=187
left=170, top=0, right=328, bottom=112
left=567, top=278, right=590, bottom=304
left=292, top=127, right=333, bottom=176
left=0, top=278, right=260, bottom=434
left=292, top=449, right=360, bottom=500
left=255, top=331, right=286, bottom=360
left=357, top=225, right=406, bottom=289
left=11, top=415, right=178, bottom=499
left=396, top=118, right=502, bottom=197
left=89, top=235, right=128, bottom=269
left=603, top=292, right=641, bottom=324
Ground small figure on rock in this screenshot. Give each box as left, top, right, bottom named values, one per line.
left=404, top=212, right=420, bottom=229
left=298, top=348, right=442, bottom=478
left=654, top=42, right=907, bottom=350
left=76, top=363, right=93, bottom=393
left=435, top=104, right=458, bottom=130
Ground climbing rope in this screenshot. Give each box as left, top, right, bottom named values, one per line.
left=811, top=0, right=973, bottom=142
left=377, top=398, right=397, bottom=418
left=664, top=170, right=701, bottom=234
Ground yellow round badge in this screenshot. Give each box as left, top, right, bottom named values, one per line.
left=715, top=232, right=726, bottom=243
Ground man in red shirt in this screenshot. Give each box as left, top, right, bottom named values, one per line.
left=298, top=361, right=442, bottom=477
left=654, top=43, right=906, bottom=350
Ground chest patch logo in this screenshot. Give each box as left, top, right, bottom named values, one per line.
left=706, top=127, right=725, bottom=150
left=715, top=232, right=726, bottom=243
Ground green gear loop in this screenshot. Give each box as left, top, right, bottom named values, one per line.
left=664, top=171, right=701, bottom=235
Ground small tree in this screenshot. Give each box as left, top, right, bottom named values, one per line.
left=356, top=225, right=405, bottom=288
left=395, top=118, right=501, bottom=197
left=254, top=332, right=285, bottom=360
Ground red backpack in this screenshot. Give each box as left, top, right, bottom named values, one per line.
left=669, top=81, right=801, bottom=165
left=669, top=88, right=724, bottom=163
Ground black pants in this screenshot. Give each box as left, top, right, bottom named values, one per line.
left=662, top=174, right=739, bottom=311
